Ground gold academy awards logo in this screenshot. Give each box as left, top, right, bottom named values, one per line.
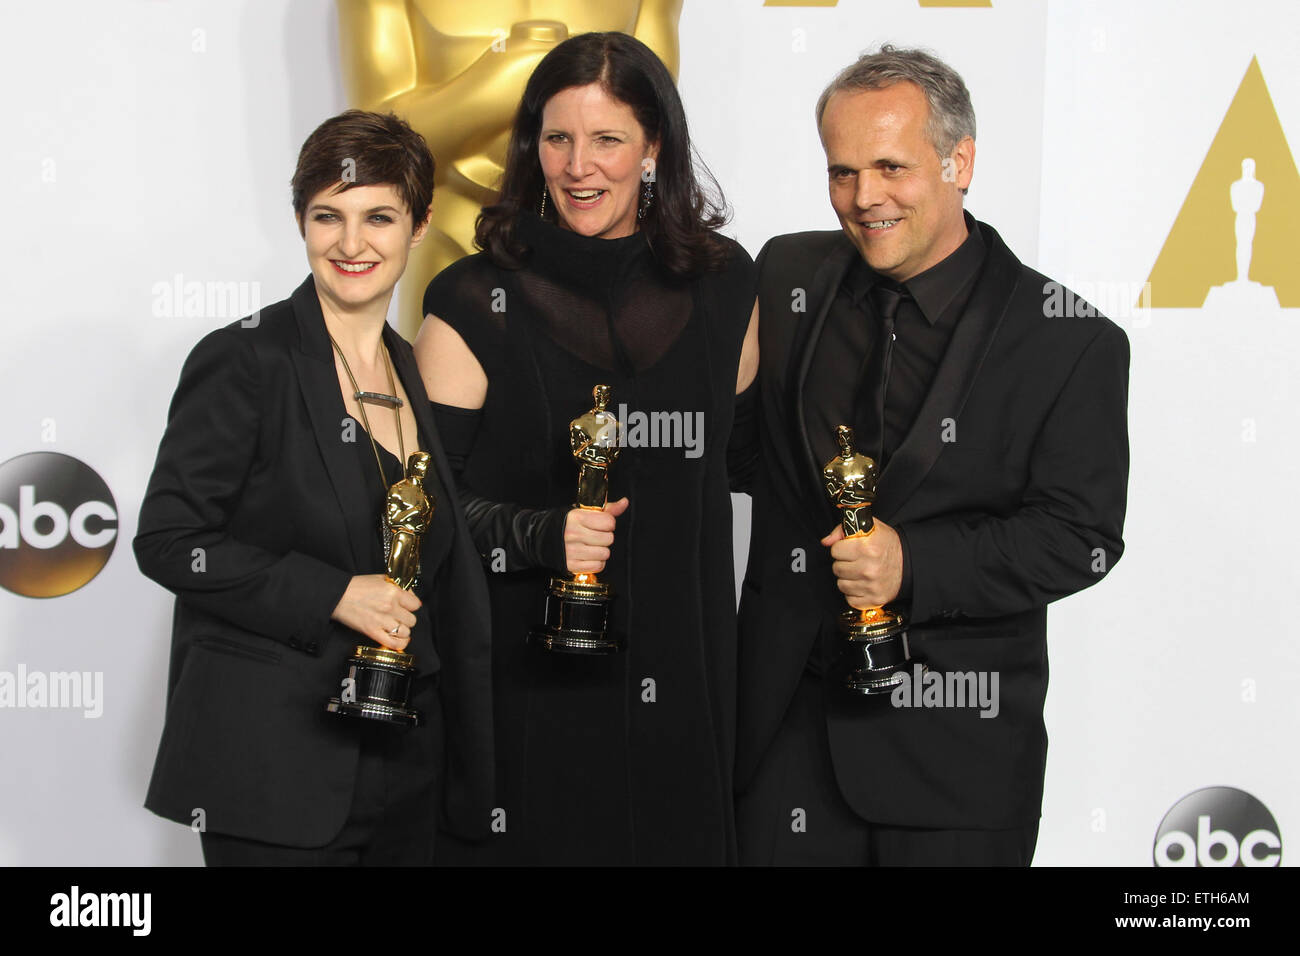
left=1142, top=57, right=1300, bottom=309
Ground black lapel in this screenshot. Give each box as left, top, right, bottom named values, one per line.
left=790, top=239, right=857, bottom=527
left=289, top=275, right=373, bottom=570
left=874, top=223, right=1023, bottom=520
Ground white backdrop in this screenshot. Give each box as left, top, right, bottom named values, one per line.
left=0, top=0, right=1295, bottom=866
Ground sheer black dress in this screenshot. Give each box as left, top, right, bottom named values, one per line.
left=423, top=213, right=755, bottom=865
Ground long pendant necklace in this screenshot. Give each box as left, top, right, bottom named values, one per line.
left=330, top=334, right=416, bottom=577
left=330, top=334, right=407, bottom=483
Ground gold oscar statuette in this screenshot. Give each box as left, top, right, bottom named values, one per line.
left=823, top=425, right=925, bottom=695
left=530, top=384, right=623, bottom=654
left=326, top=451, right=435, bottom=726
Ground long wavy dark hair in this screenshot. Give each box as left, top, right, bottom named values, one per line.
left=475, top=31, right=731, bottom=277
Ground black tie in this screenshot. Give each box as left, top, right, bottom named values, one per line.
left=854, top=282, right=906, bottom=469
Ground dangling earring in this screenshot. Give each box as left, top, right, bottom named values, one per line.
left=539, top=183, right=548, bottom=218
left=637, top=178, right=654, bottom=221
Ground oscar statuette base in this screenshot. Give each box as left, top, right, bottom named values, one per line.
left=325, top=645, right=423, bottom=727
left=529, top=575, right=619, bottom=654
left=837, top=606, right=927, bottom=696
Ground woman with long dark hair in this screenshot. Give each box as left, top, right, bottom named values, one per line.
left=416, top=31, right=758, bottom=865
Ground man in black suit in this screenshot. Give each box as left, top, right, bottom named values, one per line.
left=735, top=46, right=1129, bottom=865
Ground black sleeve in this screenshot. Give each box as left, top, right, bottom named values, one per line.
left=422, top=256, right=508, bottom=381
left=133, top=327, right=352, bottom=645
left=728, top=379, right=759, bottom=494
left=430, top=401, right=568, bottom=574
left=901, top=322, right=1130, bottom=622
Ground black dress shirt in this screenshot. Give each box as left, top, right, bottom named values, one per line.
left=805, top=211, right=987, bottom=469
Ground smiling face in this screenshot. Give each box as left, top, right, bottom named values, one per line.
left=301, top=182, right=427, bottom=313
left=821, top=82, right=974, bottom=282
left=538, top=83, right=659, bottom=240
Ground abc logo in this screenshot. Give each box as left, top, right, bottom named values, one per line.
left=1154, top=786, right=1281, bottom=867
left=0, top=452, right=118, bottom=598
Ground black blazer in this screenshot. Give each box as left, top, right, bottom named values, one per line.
left=135, top=275, right=493, bottom=848
left=736, top=223, right=1129, bottom=829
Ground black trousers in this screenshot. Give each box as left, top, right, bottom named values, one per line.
left=200, top=676, right=443, bottom=866
left=737, top=673, right=1038, bottom=866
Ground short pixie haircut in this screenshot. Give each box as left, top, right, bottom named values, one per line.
left=291, top=110, right=435, bottom=234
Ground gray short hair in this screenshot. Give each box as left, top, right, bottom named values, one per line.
left=815, top=45, right=976, bottom=157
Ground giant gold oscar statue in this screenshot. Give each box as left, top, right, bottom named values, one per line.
left=337, top=0, right=684, bottom=337
left=823, top=425, right=926, bottom=695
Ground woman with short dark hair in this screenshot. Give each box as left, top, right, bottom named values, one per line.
left=416, top=32, right=759, bottom=865
left=136, top=110, right=493, bottom=865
